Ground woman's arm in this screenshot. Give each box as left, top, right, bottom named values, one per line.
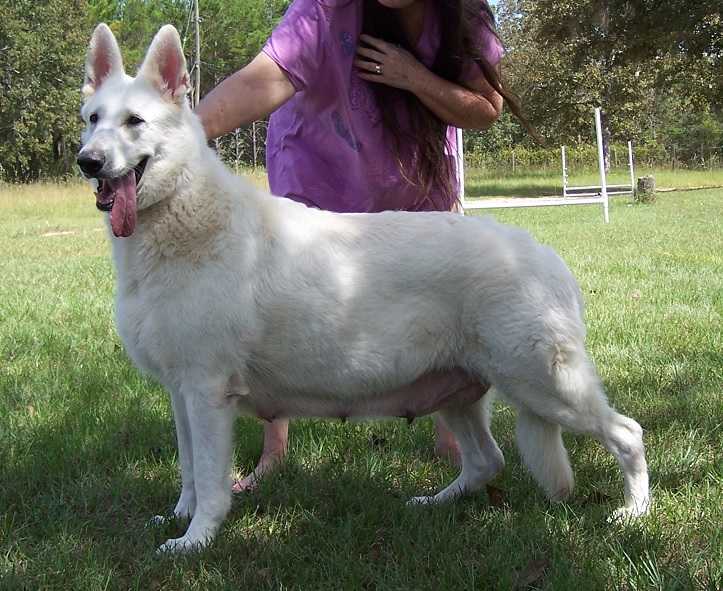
left=355, top=35, right=502, bottom=130
left=195, top=52, right=296, bottom=140
left=406, top=65, right=502, bottom=130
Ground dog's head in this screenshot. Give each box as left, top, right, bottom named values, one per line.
left=78, top=24, right=192, bottom=238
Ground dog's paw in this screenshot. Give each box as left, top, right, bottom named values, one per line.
left=156, top=535, right=206, bottom=555
left=607, top=499, right=650, bottom=524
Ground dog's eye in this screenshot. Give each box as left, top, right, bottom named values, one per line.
left=126, top=115, right=145, bottom=126
left=89, top=113, right=98, bottom=124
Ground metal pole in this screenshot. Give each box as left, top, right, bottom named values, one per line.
left=234, top=127, right=240, bottom=172
left=627, top=140, right=635, bottom=195
left=561, top=145, right=568, bottom=197
left=594, top=108, right=609, bottom=223
left=455, top=127, right=465, bottom=211
left=193, top=0, right=200, bottom=108
left=252, top=121, right=258, bottom=169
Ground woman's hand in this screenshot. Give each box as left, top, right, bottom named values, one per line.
left=354, top=34, right=503, bottom=130
left=354, top=34, right=425, bottom=91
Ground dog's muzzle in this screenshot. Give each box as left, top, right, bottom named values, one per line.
left=77, top=152, right=106, bottom=178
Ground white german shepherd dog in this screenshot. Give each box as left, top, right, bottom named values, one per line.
left=78, top=24, right=649, bottom=552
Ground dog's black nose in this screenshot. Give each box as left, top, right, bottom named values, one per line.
left=77, top=153, right=105, bottom=176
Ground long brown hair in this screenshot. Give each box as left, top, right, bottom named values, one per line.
left=362, top=0, right=531, bottom=209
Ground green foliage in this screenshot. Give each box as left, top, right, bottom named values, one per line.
left=489, top=0, right=722, bottom=157
left=0, top=0, right=288, bottom=182
left=87, top=0, right=190, bottom=70
left=0, top=0, right=89, bottom=181
left=189, top=0, right=289, bottom=94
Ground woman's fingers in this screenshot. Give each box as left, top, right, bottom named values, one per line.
left=356, top=70, right=383, bottom=83
left=359, top=34, right=389, bottom=52
left=356, top=45, right=386, bottom=63
left=354, top=58, right=382, bottom=74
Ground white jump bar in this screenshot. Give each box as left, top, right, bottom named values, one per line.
left=567, top=184, right=631, bottom=190
left=463, top=196, right=607, bottom=209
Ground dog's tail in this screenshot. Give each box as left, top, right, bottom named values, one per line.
left=515, top=409, right=575, bottom=500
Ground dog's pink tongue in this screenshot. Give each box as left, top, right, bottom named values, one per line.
left=109, top=171, right=137, bottom=237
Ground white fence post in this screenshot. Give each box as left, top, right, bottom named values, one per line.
left=595, top=107, right=610, bottom=223
left=628, top=140, right=635, bottom=197
left=456, top=127, right=466, bottom=210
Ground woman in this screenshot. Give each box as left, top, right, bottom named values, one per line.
left=197, top=0, right=521, bottom=491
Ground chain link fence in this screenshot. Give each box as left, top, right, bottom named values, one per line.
left=215, top=121, right=269, bottom=171
left=217, top=124, right=722, bottom=176
left=462, top=142, right=723, bottom=175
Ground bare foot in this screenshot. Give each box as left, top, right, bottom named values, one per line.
left=232, top=449, right=286, bottom=492
left=434, top=439, right=461, bottom=466
left=233, top=418, right=289, bottom=493
left=434, top=415, right=461, bottom=466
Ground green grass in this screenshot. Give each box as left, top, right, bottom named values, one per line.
left=1, top=177, right=721, bottom=590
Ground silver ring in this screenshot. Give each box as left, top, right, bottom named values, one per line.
left=375, top=63, right=382, bottom=75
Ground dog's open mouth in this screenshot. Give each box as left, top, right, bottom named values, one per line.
left=95, top=156, right=149, bottom=238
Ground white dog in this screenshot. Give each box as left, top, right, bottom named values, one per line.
left=78, top=24, right=650, bottom=552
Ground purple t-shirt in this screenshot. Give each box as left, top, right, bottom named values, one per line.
left=263, top=0, right=503, bottom=213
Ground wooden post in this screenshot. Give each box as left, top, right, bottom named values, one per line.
left=635, top=176, right=656, bottom=203
left=628, top=141, right=635, bottom=195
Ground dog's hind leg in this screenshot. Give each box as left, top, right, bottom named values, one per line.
left=409, top=394, right=504, bottom=505
left=516, top=410, right=574, bottom=501
left=158, top=379, right=238, bottom=553
left=500, top=351, right=650, bottom=520
left=599, top=411, right=650, bottom=521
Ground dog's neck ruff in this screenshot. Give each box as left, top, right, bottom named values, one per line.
left=115, top=157, right=239, bottom=272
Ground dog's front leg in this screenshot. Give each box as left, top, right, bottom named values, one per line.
left=148, top=387, right=196, bottom=529
left=170, top=387, right=196, bottom=520
left=158, top=378, right=238, bottom=553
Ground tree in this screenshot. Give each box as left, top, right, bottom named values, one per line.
left=0, top=0, right=90, bottom=181
left=0, top=0, right=291, bottom=181
left=494, top=0, right=721, bottom=150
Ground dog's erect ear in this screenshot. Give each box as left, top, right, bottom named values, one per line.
left=138, top=25, right=190, bottom=104
left=83, top=23, right=124, bottom=97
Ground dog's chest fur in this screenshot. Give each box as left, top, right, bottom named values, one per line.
left=110, top=186, right=256, bottom=384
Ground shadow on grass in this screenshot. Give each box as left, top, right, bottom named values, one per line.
left=2, top=338, right=719, bottom=586
left=4, top=357, right=717, bottom=533
left=465, top=182, right=561, bottom=199
left=0, top=367, right=178, bottom=552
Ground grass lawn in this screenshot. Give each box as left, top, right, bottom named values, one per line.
left=1, top=176, right=721, bottom=590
